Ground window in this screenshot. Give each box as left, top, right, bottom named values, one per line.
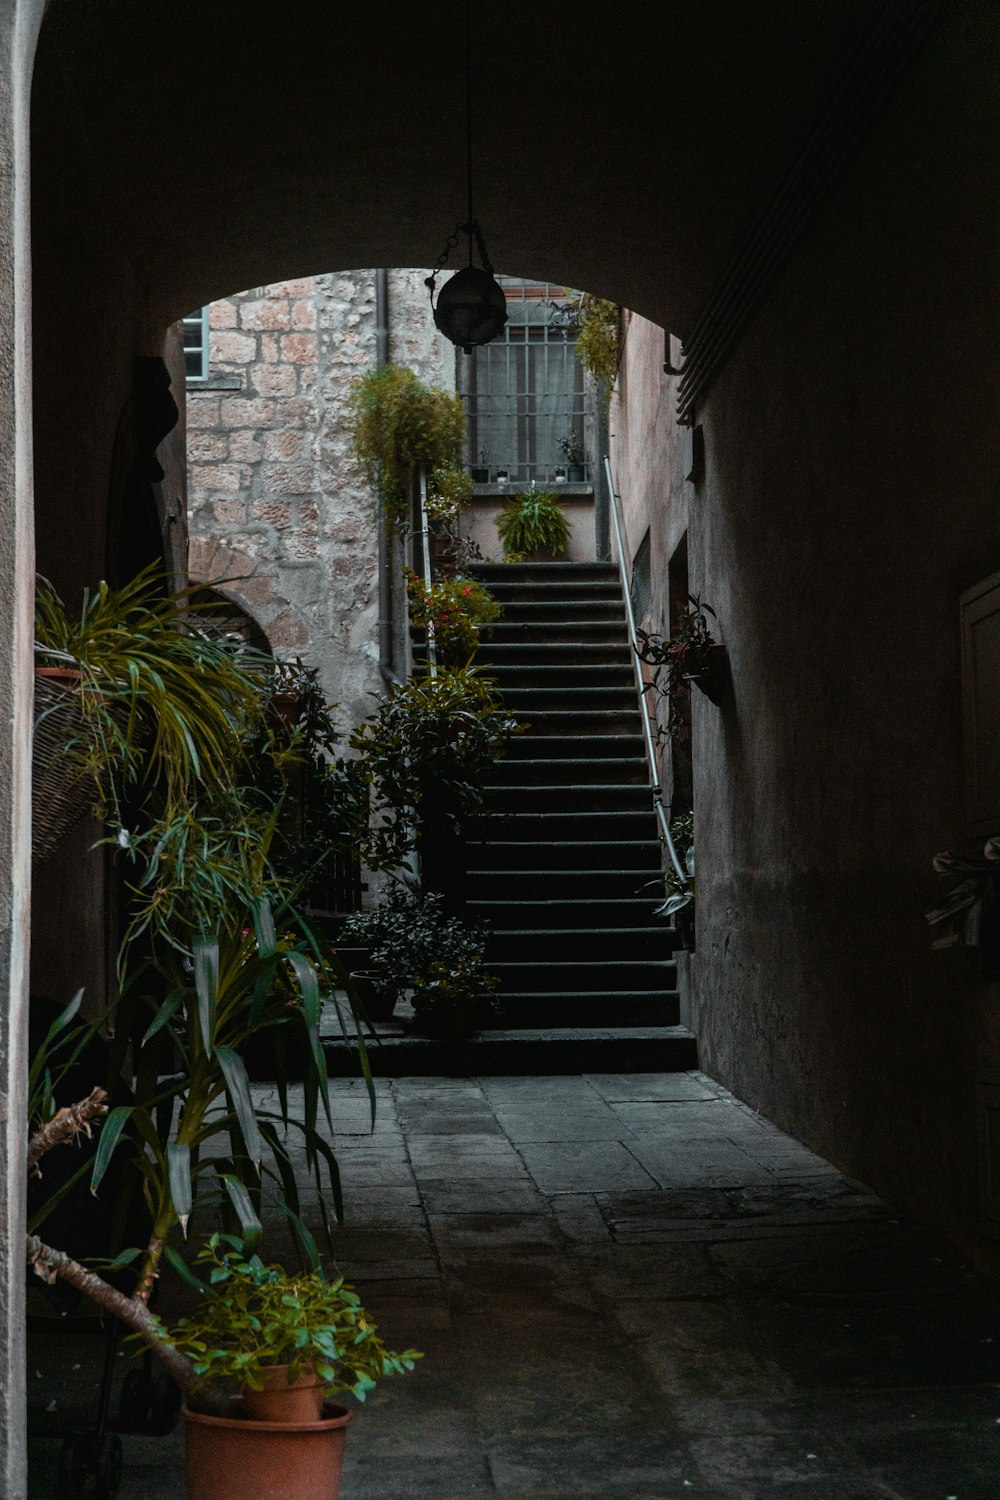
left=182, top=308, right=209, bottom=382
left=458, top=279, right=590, bottom=485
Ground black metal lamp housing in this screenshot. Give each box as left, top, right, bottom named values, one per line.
left=434, top=263, right=507, bottom=353
left=427, top=218, right=507, bottom=355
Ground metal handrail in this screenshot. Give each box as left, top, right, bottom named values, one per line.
left=604, top=456, right=687, bottom=885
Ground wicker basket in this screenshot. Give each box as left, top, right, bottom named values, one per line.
left=32, top=669, right=98, bottom=864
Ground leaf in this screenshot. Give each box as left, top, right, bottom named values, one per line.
left=163, top=1243, right=214, bottom=1297
left=285, top=950, right=321, bottom=1028
left=218, top=1172, right=263, bottom=1250
left=167, top=1142, right=193, bottom=1235
left=28, top=987, right=85, bottom=1098
left=251, top=896, right=277, bottom=957
left=90, top=1106, right=134, bottom=1194
left=141, top=990, right=184, bottom=1046
left=216, top=1046, right=262, bottom=1171
left=193, top=937, right=219, bottom=1057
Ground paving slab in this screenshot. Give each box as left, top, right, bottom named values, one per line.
left=25, top=1070, right=1000, bottom=1500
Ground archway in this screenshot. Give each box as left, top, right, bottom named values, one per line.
left=6, top=1, right=998, bottom=1492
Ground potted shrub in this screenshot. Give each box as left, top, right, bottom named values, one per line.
left=496, top=487, right=571, bottom=561
left=350, top=666, right=520, bottom=877
left=653, top=811, right=696, bottom=951
left=557, top=432, right=586, bottom=482
left=470, top=450, right=490, bottom=484
left=636, top=595, right=725, bottom=738
left=156, top=1235, right=420, bottom=1500
left=403, top=568, right=501, bottom=664
left=343, top=888, right=498, bottom=1039
left=32, top=566, right=266, bottom=864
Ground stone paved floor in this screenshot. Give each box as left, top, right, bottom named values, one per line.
left=27, top=1072, right=1000, bottom=1499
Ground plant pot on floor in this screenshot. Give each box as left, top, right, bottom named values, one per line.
left=349, top=969, right=397, bottom=1024
left=242, top=1367, right=326, bottom=1423
left=184, top=1400, right=353, bottom=1500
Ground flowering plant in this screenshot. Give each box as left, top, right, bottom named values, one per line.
left=404, top=569, right=501, bottom=659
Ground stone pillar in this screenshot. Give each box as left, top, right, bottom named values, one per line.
left=0, top=6, right=45, bottom=1496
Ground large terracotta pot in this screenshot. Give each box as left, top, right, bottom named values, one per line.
left=184, top=1400, right=352, bottom=1500
left=241, top=1366, right=325, bottom=1423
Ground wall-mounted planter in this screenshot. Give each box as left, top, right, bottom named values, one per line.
left=686, top=642, right=727, bottom=706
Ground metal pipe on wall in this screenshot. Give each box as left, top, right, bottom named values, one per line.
left=375, top=269, right=401, bottom=687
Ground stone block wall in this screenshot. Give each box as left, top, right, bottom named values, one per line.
left=187, top=269, right=455, bottom=732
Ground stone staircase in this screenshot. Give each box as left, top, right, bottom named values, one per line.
left=467, top=560, right=692, bottom=1045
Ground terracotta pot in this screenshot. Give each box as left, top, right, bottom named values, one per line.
left=184, top=1400, right=352, bottom=1500
left=270, top=691, right=302, bottom=729
left=241, top=1366, right=326, bottom=1423
left=349, top=969, right=397, bottom=1024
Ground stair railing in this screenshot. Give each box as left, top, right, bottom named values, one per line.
left=604, top=456, right=687, bottom=885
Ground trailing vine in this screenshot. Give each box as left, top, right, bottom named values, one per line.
left=347, top=365, right=467, bottom=526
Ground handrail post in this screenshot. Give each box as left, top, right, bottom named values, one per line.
left=604, top=456, right=687, bottom=885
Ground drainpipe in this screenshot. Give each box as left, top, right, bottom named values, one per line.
left=375, top=269, right=401, bottom=688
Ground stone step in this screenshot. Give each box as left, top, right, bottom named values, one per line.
left=466, top=866, right=664, bottom=899
left=322, top=1025, right=698, bottom=1077
left=469, top=897, right=668, bottom=930
left=485, top=598, right=626, bottom=623
left=488, top=991, right=681, bottom=1028
left=491, top=958, right=676, bottom=993
left=476, top=640, right=633, bottom=666
left=486, top=926, right=670, bottom=961
left=501, top=685, right=638, bottom=711
left=507, top=709, right=643, bottom=737
left=466, top=838, right=662, bottom=871
left=484, top=756, right=649, bottom=786
left=486, top=783, right=653, bottom=814
left=470, top=809, right=657, bottom=841
left=485, top=661, right=635, bottom=689
left=503, top=733, right=646, bottom=760
left=473, top=562, right=618, bottom=585
left=484, top=619, right=630, bottom=645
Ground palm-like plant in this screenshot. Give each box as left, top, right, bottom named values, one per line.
left=34, top=564, right=267, bottom=828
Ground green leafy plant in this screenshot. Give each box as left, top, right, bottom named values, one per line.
left=154, top=1235, right=420, bottom=1402
left=347, top=365, right=467, bottom=526
left=342, top=888, right=497, bottom=1036
left=573, top=293, right=620, bottom=390
left=34, top=565, right=267, bottom=830
left=404, top=569, right=501, bottom=660
left=25, top=898, right=375, bottom=1416
left=426, top=464, right=475, bottom=529
left=557, top=432, right=585, bottom=467
left=350, top=667, right=520, bottom=870
left=496, top=488, right=571, bottom=560
left=636, top=596, right=719, bottom=739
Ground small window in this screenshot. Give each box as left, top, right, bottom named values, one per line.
left=182, top=308, right=209, bottom=383
left=458, top=278, right=591, bottom=487
left=631, top=529, right=652, bottom=623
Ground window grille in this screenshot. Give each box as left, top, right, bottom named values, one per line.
left=182, top=308, right=209, bottom=382
left=458, top=279, right=590, bottom=486
left=631, top=529, right=652, bottom=624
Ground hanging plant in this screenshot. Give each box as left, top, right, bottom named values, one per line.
left=574, top=293, right=620, bottom=392
left=347, top=366, right=467, bottom=526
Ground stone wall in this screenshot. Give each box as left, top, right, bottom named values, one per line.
left=187, top=269, right=455, bottom=733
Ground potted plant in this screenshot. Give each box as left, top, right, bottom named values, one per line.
left=636, top=595, right=725, bottom=738
left=496, top=487, right=571, bottom=561
left=653, top=811, right=696, bottom=951
left=156, top=1235, right=420, bottom=1500
left=342, top=888, right=498, bottom=1039
left=347, top=365, right=466, bottom=529
left=557, top=432, right=586, bottom=482
left=403, top=568, right=501, bottom=664
left=32, top=566, right=266, bottom=865
left=494, top=467, right=509, bottom=485
left=350, top=666, right=520, bottom=877
left=470, top=450, right=489, bottom=484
